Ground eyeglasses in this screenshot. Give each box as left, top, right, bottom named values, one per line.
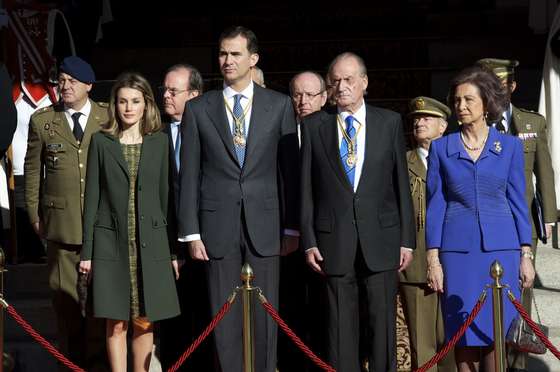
left=292, top=91, right=324, bottom=101
left=158, top=87, right=191, bottom=97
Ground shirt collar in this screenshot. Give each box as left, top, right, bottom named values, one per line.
left=170, top=120, right=181, bottom=127
left=223, top=81, right=254, bottom=101
left=65, top=99, right=91, bottom=118
left=337, top=100, right=366, bottom=127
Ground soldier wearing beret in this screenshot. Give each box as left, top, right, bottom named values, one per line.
left=399, top=97, right=455, bottom=372
left=476, top=58, right=557, bottom=372
left=24, top=56, right=109, bottom=371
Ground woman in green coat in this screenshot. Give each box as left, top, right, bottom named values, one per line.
left=79, top=72, right=180, bottom=372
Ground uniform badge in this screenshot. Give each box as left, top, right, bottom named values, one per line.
left=44, top=123, right=50, bottom=130
left=526, top=124, right=532, bottom=130
left=47, top=143, right=64, bottom=152
left=415, top=98, right=425, bottom=110
left=494, top=141, right=502, bottom=153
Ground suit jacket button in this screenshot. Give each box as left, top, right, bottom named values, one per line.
left=141, top=243, right=146, bottom=248
left=140, top=215, right=144, bottom=220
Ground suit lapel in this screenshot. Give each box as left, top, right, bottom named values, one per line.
left=137, top=134, right=156, bottom=182
left=52, top=108, right=79, bottom=148
left=319, top=113, right=353, bottom=192
left=205, top=92, right=238, bottom=164
left=355, top=107, right=377, bottom=194
left=81, top=101, right=103, bottom=150
left=244, top=85, right=270, bottom=163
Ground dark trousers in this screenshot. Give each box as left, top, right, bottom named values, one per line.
left=206, top=214, right=280, bottom=372
left=14, top=176, right=44, bottom=262
left=325, top=249, right=398, bottom=372
left=47, top=241, right=108, bottom=371
left=160, top=256, right=212, bottom=371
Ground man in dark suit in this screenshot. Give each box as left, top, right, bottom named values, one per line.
left=177, top=26, right=299, bottom=372
left=158, top=63, right=206, bottom=371
left=300, top=52, right=415, bottom=372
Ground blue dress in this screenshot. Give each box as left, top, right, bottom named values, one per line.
left=426, top=127, right=532, bottom=346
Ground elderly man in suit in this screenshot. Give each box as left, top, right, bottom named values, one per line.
left=476, top=58, right=557, bottom=372
left=400, top=96, right=455, bottom=372
left=24, top=56, right=108, bottom=370
left=177, top=26, right=299, bottom=372
left=159, top=63, right=207, bottom=371
left=300, top=52, right=415, bottom=372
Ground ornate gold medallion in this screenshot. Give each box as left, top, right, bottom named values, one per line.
left=346, top=154, right=357, bottom=167
left=233, top=134, right=246, bottom=147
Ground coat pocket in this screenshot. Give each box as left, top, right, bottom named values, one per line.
left=93, top=212, right=118, bottom=260
left=42, top=194, right=66, bottom=209
left=152, top=216, right=171, bottom=261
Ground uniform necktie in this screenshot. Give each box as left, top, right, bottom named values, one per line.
left=72, top=112, right=84, bottom=142
left=173, top=122, right=181, bottom=170
left=232, top=94, right=246, bottom=167
left=340, top=115, right=356, bottom=187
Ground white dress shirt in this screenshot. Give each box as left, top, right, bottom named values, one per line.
left=63, top=99, right=91, bottom=133
left=338, top=101, right=366, bottom=192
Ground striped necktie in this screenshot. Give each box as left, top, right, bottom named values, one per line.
left=232, top=94, right=246, bottom=167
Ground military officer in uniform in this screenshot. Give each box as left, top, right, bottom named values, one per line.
left=400, top=97, right=455, bottom=372
left=476, top=58, right=558, bottom=372
left=24, top=56, right=108, bottom=371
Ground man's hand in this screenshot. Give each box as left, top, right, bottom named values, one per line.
left=398, top=247, right=413, bottom=272
left=188, top=240, right=209, bottom=261
left=546, top=224, right=553, bottom=239
left=32, top=221, right=44, bottom=238
left=305, top=247, right=324, bottom=274
left=280, top=235, right=299, bottom=256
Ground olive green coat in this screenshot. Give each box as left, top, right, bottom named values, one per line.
left=399, top=149, right=427, bottom=284
left=25, top=101, right=107, bottom=244
left=81, top=131, right=180, bottom=321
left=511, top=106, right=557, bottom=237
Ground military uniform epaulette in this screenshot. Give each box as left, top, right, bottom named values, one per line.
left=518, top=107, right=544, bottom=117
left=33, top=105, right=55, bottom=116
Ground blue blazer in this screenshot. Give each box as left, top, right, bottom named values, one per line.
left=426, top=127, right=531, bottom=252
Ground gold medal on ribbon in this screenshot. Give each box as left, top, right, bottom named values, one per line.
left=346, top=154, right=357, bottom=167
left=233, top=134, right=246, bottom=147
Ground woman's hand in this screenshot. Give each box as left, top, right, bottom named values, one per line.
left=520, top=256, right=535, bottom=289
left=426, top=249, right=444, bottom=293
left=79, top=260, right=92, bottom=283
left=172, top=259, right=180, bottom=280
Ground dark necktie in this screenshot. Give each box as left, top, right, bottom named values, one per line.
left=72, top=112, right=84, bottom=142
left=495, top=121, right=506, bottom=133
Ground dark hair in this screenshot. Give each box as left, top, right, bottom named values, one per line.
left=218, top=26, right=258, bottom=54
left=289, top=71, right=327, bottom=95
left=166, top=64, right=204, bottom=93
left=447, top=66, right=508, bottom=122
left=103, top=72, right=162, bottom=136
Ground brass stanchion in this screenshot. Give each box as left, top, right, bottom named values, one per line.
left=490, top=260, right=506, bottom=372
left=241, top=263, right=255, bottom=372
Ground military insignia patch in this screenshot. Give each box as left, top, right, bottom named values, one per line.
left=47, top=143, right=64, bottom=152
left=44, top=123, right=50, bottom=130
left=526, top=124, right=532, bottom=130
left=415, top=98, right=425, bottom=110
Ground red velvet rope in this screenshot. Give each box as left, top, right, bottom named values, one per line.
left=167, top=294, right=236, bottom=372
left=507, top=291, right=560, bottom=360
left=414, top=290, right=488, bottom=372
left=5, top=305, right=86, bottom=372
left=258, top=293, right=336, bottom=372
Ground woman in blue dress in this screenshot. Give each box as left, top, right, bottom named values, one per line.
left=426, top=66, right=535, bottom=372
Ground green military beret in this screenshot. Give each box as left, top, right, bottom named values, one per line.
left=475, top=58, right=519, bottom=79
left=408, top=96, right=451, bottom=120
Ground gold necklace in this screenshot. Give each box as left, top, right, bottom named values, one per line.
left=223, top=95, right=253, bottom=147
left=336, top=115, right=363, bottom=167
left=460, top=129, right=488, bottom=151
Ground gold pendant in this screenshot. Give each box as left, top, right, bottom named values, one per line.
left=346, top=154, right=357, bottom=167
left=233, top=134, right=246, bottom=147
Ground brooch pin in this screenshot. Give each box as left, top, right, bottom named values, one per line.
left=494, top=141, right=502, bottom=153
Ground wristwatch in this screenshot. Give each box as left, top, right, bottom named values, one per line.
left=520, top=250, right=535, bottom=260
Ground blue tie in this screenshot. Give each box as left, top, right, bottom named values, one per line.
left=173, top=122, right=181, bottom=170
left=232, top=94, right=246, bottom=167
left=340, top=115, right=356, bottom=187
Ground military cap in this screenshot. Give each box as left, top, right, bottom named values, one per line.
left=408, top=96, right=451, bottom=119
left=59, top=56, right=96, bottom=84
left=475, top=58, right=519, bottom=79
